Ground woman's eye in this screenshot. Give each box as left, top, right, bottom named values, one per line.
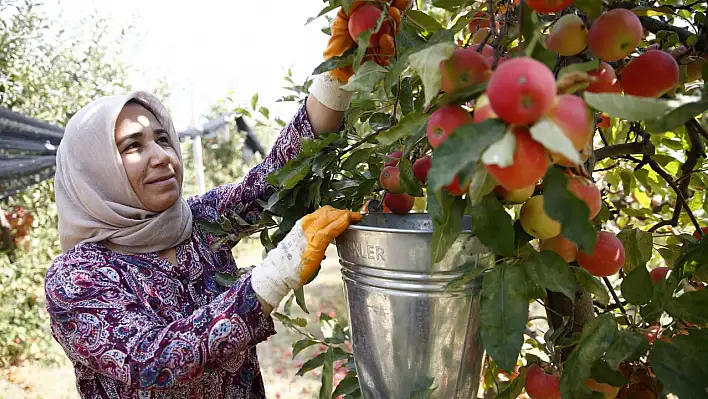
left=125, top=142, right=140, bottom=151
left=158, top=136, right=170, bottom=145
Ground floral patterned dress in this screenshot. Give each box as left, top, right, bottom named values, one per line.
left=44, top=103, right=315, bottom=398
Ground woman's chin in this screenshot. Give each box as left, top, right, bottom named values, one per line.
left=142, top=188, right=180, bottom=212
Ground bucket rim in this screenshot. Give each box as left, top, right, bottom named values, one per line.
left=346, top=213, right=473, bottom=234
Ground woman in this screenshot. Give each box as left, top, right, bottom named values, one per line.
left=42, top=3, right=401, bottom=397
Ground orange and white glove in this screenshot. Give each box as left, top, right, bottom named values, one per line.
left=309, top=0, right=408, bottom=111
left=251, top=206, right=363, bottom=308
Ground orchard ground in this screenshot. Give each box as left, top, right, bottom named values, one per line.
left=0, top=237, right=547, bottom=399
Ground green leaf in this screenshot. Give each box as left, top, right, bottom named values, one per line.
left=604, top=330, right=649, bottom=369
left=280, top=161, right=312, bottom=190
left=617, top=229, right=654, bottom=272
left=259, top=106, right=270, bottom=119
left=431, top=0, right=475, bottom=11
left=399, top=77, right=415, bottom=115
left=665, top=289, right=708, bottom=325
left=251, top=93, right=259, bottom=110
left=558, top=58, right=600, bottom=78
left=312, top=51, right=355, bottom=75
left=480, top=263, right=530, bottom=371
left=272, top=312, right=308, bottom=328
left=543, top=168, right=597, bottom=252
left=377, top=112, right=428, bottom=145
left=467, top=167, right=497, bottom=206
left=341, top=61, right=388, bottom=92
left=436, top=83, right=487, bottom=106
left=342, top=148, right=375, bottom=171
left=583, top=92, right=700, bottom=124
left=481, top=129, right=516, bottom=168
left=621, top=265, right=654, bottom=305
left=644, top=99, right=708, bottom=133
left=296, top=352, right=326, bottom=376
left=332, top=373, right=361, bottom=397
left=427, top=119, right=506, bottom=192
left=559, top=314, right=618, bottom=399
left=292, top=339, right=318, bottom=358
left=319, top=347, right=335, bottom=399
left=529, top=117, right=581, bottom=165
left=405, top=10, right=444, bottom=33
left=650, top=329, right=708, bottom=399
left=467, top=195, right=516, bottom=257
left=574, top=0, right=603, bottom=20
left=398, top=157, right=425, bottom=197
left=368, top=112, right=391, bottom=131
left=524, top=251, right=577, bottom=300
left=408, top=41, right=456, bottom=106
left=589, top=360, right=629, bottom=387
left=495, top=366, right=528, bottom=399
left=199, top=220, right=229, bottom=236
left=295, top=286, right=309, bottom=313
left=573, top=267, right=610, bottom=306
left=430, top=191, right=466, bottom=263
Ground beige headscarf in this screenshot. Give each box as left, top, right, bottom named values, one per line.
left=55, top=91, right=193, bottom=254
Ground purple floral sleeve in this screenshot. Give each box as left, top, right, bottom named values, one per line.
left=45, top=251, right=274, bottom=390
left=188, top=102, right=315, bottom=229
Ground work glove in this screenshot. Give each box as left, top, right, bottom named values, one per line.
left=309, top=0, right=409, bottom=111
left=251, top=206, right=363, bottom=308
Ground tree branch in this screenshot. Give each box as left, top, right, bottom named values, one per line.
left=603, top=277, right=631, bottom=326
left=594, top=142, right=654, bottom=162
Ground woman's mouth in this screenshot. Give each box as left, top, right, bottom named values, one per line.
left=146, top=174, right=176, bottom=185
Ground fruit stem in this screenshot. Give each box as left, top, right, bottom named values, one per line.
left=603, top=277, right=632, bottom=326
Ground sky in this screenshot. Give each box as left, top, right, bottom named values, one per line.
left=43, top=0, right=333, bottom=131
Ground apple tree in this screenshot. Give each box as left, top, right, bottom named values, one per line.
left=207, top=0, right=708, bottom=397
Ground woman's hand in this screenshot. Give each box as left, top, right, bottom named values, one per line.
left=251, top=206, right=363, bottom=312
left=307, top=1, right=409, bottom=135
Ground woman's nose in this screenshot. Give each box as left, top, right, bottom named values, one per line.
left=148, top=142, right=171, bottom=166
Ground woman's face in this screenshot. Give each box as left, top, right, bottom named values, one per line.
left=114, top=103, right=182, bottom=212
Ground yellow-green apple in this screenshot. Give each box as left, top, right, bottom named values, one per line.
left=588, top=9, right=643, bottom=61
left=494, top=184, right=535, bottom=204
left=621, top=50, right=680, bottom=97
left=520, top=195, right=562, bottom=239
left=379, top=166, right=404, bottom=194
left=485, top=127, right=549, bottom=190
left=546, top=14, right=587, bottom=56
left=487, top=57, right=557, bottom=125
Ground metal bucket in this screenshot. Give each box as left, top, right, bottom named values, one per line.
left=335, top=213, right=494, bottom=399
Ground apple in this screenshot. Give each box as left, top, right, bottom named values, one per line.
left=525, top=0, right=574, bottom=14
left=577, top=231, right=626, bottom=277
left=379, top=166, right=404, bottom=194
left=473, top=93, right=498, bottom=122
left=545, top=94, right=594, bottom=151
left=567, top=175, right=602, bottom=219
left=426, top=105, right=473, bottom=148
left=412, top=155, right=432, bottom=184
left=440, top=47, right=492, bottom=94
left=541, top=234, right=578, bottom=262
left=598, top=113, right=611, bottom=129
left=650, top=267, right=670, bottom=285
left=693, top=226, right=708, bottom=240
left=621, top=50, right=680, bottom=98
left=546, top=14, right=587, bottom=56
left=383, top=192, right=414, bottom=214
left=494, top=184, right=535, bottom=204
left=585, top=378, right=621, bottom=399
left=525, top=363, right=561, bottom=399
left=484, top=127, right=549, bottom=191
left=445, top=175, right=469, bottom=196
left=487, top=57, right=557, bottom=125
left=385, top=150, right=402, bottom=167
left=520, top=195, right=562, bottom=240
left=586, top=62, right=623, bottom=93
left=587, top=9, right=643, bottom=61
left=467, top=11, right=491, bottom=34
left=348, top=4, right=392, bottom=47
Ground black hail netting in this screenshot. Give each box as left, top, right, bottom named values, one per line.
left=0, top=107, right=265, bottom=200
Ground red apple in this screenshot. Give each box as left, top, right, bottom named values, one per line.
left=426, top=105, right=473, bottom=148
left=485, top=127, right=549, bottom=190
left=587, top=9, right=643, bottom=61
left=621, top=50, right=680, bottom=98
left=412, top=155, right=432, bottom=184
